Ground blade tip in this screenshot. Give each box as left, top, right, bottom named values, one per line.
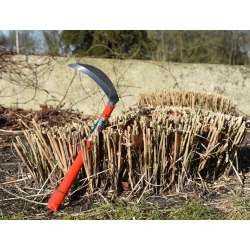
left=68, top=63, right=79, bottom=68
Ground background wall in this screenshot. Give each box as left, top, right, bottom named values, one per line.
left=1, top=55, right=250, bottom=116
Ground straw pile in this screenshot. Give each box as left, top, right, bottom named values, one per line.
left=14, top=106, right=246, bottom=199
left=138, top=89, right=237, bottom=115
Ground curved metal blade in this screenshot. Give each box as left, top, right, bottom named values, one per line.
left=68, top=63, right=119, bottom=105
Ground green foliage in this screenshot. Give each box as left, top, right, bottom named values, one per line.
left=2, top=30, right=250, bottom=64
left=42, top=30, right=62, bottom=55
left=60, top=30, right=250, bottom=64
left=147, top=30, right=250, bottom=65
left=90, top=30, right=156, bottom=59
left=60, top=30, right=156, bottom=59
left=60, top=30, right=94, bottom=56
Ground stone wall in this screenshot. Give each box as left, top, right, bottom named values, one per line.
left=1, top=55, right=249, bottom=116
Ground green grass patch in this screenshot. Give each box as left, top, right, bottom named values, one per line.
left=2, top=197, right=250, bottom=220
left=62, top=199, right=222, bottom=220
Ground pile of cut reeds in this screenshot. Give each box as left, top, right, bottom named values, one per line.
left=14, top=106, right=246, bottom=199
left=138, top=89, right=237, bottom=115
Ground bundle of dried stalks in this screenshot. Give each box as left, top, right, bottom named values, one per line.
left=14, top=106, right=246, bottom=199
left=138, top=89, right=237, bottom=115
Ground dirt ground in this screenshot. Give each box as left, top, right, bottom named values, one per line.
left=0, top=106, right=250, bottom=219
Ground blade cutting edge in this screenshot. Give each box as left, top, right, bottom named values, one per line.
left=68, top=63, right=119, bottom=105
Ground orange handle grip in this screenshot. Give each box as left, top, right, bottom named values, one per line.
left=47, top=150, right=84, bottom=211
left=47, top=103, right=115, bottom=212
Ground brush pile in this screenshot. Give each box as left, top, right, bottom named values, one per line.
left=138, top=89, right=237, bottom=115
left=14, top=106, right=246, bottom=199
left=0, top=104, right=96, bottom=131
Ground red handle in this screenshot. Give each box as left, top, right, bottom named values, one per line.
left=47, top=149, right=84, bottom=211
left=47, top=103, right=115, bottom=212
left=100, top=103, right=114, bottom=119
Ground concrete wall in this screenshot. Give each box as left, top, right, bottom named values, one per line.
left=1, top=55, right=250, bottom=116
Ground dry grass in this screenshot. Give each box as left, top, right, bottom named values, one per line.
left=13, top=105, right=247, bottom=202
left=138, top=89, right=237, bottom=115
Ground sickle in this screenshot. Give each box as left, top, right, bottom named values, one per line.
left=47, top=64, right=119, bottom=211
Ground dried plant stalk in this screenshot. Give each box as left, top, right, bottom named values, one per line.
left=138, top=89, right=237, bottom=115
left=15, top=105, right=246, bottom=198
